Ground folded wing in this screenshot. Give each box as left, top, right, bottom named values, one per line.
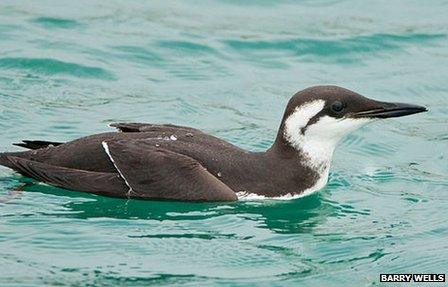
left=103, top=139, right=237, bottom=202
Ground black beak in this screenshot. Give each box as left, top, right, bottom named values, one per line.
left=353, top=101, right=428, bottom=119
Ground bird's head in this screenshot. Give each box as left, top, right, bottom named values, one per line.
left=276, top=85, right=427, bottom=169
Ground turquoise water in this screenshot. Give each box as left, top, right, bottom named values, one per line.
left=0, top=1, right=447, bottom=286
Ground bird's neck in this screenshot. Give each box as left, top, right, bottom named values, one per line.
left=267, top=129, right=337, bottom=196
left=295, top=138, right=334, bottom=194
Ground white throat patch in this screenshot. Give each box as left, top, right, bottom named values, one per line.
left=284, top=100, right=370, bottom=196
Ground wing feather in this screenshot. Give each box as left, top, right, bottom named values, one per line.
left=103, top=140, right=237, bottom=202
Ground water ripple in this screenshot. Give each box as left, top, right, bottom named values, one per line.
left=31, top=17, right=82, bottom=29
left=0, top=1, right=447, bottom=286
left=223, top=33, right=446, bottom=63
left=0, top=57, right=115, bottom=80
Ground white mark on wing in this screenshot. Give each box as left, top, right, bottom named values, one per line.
left=102, top=141, right=133, bottom=197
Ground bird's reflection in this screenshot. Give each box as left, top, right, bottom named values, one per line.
left=16, top=182, right=342, bottom=234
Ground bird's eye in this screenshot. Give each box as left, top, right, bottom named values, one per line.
left=331, top=101, right=345, bottom=113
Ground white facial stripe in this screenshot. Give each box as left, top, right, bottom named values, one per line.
left=284, top=100, right=325, bottom=148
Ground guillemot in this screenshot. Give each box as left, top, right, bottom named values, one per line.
left=0, top=86, right=427, bottom=202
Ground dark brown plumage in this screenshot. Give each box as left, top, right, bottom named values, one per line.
left=0, top=86, right=427, bottom=202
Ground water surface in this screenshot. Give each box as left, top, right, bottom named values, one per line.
left=0, top=1, right=447, bottom=286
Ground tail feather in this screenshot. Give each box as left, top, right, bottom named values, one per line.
left=5, top=156, right=128, bottom=197
left=0, top=153, right=16, bottom=169
left=0, top=150, right=38, bottom=170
